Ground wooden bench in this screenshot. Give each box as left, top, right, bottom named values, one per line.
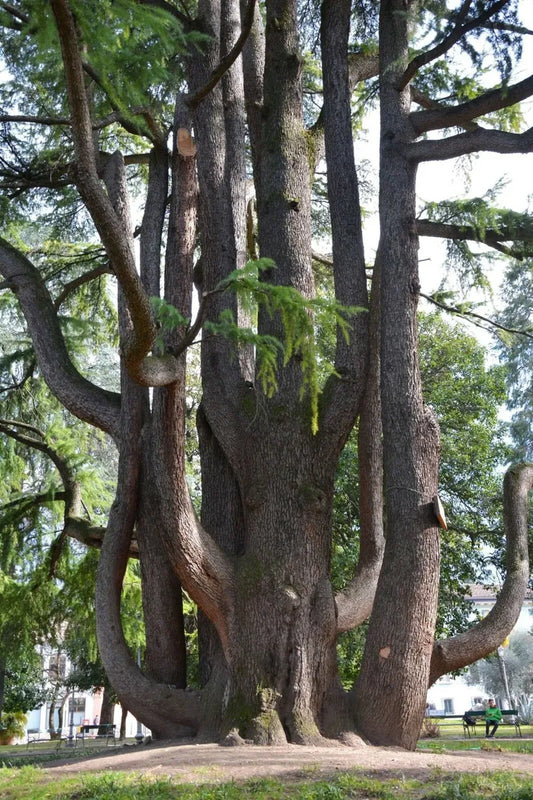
left=428, top=710, right=521, bottom=738
left=74, top=723, right=117, bottom=747
left=462, top=709, right=521, bottom=738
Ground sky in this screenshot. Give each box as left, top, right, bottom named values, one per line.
left=351, top=1, right=533, bottom=349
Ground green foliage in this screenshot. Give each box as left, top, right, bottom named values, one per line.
left=151, top=260, right=365, bottom=434
left=60, top=552, right=143, bottom=695
left=2, top=659, right=48, bottom=716
left=423, top=190, right=533, bottom=292
left=215, top=259, right=365, bottom=434
left=0, top=711, right=26, bottom=740
left=496, top=258, right=533, bottom=461
left=466, top=631, right=533, bottom=703
left=413, top=0, right=523, bottom=84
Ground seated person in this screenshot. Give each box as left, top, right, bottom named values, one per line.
left=485, top=698, right=502, bottom=738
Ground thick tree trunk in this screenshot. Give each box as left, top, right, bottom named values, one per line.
left=213, top=424, right=339, bottom=744
left=353, top=0, right=441, bottom=750
left=99, top=686, right=114, bottom=728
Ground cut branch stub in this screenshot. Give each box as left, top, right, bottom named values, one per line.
left=177, top=128, right=197, bottom=157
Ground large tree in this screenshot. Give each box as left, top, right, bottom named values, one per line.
left=0, top=0, right=532, bottom=749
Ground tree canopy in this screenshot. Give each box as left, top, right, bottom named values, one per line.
left=0, top=0, right=532, bottom=750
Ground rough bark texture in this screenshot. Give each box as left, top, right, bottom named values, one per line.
left=429, top=463, right=533, bottom=684
left=1, top=0, right=532, bottom=752
left=353, top=0, right=442, bottom=750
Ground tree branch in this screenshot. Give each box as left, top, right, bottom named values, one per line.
left=429, top=463, right=532, bottom=684
left=0, top=114, right=71, bottom=126
left=410, top=74, right=533, bottom=135
left=420, top=292, right=533, bottom=339
left=50, top=0, right=184, bottom=387
left=0, top=237, right=121, bottom=438
left=0, top=2, right=28, bottom=28
left=407, top=125, right=533, bottom=162
left=483, top=21, right=533, bottom=36
left=186, top=0, right=257, bottom=109
left=53, top=263, right=111, bottom=309
left=399, top=0, right=509, bottom=90
left=80, top=60, right=167, bottom=145
left=0, top=418, right=93, bottom=575
left=410, top=86, right=480, bottom=132
left=416, top=218, right=533, bottom=260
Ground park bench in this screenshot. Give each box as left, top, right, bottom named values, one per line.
left=428, top=710, right=521, bottom=738
left=462, top=709, right=521, bottom=738
left=74, top=723, right=117, bottom=747
left=26, top=728, right=61, bottom=748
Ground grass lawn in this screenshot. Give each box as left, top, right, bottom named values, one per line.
left=1, top=765, right=533, bottom=800
left=1, top=735, right=533, bottom=799
left=419, top=722, right=533, bottom=751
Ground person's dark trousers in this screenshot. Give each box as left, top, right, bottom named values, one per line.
left=485, top=722, right=498, bottom=737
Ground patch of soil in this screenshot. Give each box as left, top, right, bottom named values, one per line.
left=44, top=740, right=533, bottom=785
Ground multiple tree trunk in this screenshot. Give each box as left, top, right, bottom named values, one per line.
left=0, top=0, right=531, bottom=748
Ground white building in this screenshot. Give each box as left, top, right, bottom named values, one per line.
left=23, top=647, right=144, bottom=742
left=426, top=584, right=533, bottom=715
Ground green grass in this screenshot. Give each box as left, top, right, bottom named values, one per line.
left=418, top=723, right=533, bottom=752
left=418, top=738, right=533, bottom=754
left=1, top=766, right=533, bottom=800
left=1, top=735, right=533, bottom=799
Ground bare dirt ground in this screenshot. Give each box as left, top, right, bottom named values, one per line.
left=43, top=739, right=533, bottom=785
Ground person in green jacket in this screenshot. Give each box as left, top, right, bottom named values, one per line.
left=485, top=698, right=502, bottom=738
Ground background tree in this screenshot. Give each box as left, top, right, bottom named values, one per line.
left=496, top=259, right=533, bottom=462
left=467, top=630, right=533, bottom=706
left=0, top=0, right=532, bottom=750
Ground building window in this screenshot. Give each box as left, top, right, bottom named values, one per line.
left=69, top=698, right=86, bottom=714
left=444, top=698, right=454, bottom=715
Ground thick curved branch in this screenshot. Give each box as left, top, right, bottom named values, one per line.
left=429, top=463, right=532, bottom=685
left=149, top=383, right=234, bottom=651
left=95, top=386, right=200, bottom=736
left=410, top=74, right=533, bottom=135
left=399, top=0, right=508, bottom=90
left=50, top=0, right=158, bottom=380
left=187, top=0, right=257, bottom=110
left=407, top=125, right=533, bottom=162
left=335, top=258, right=384, bottom=633
left=416, top=218, right=533, bottom=260
left=410, top=87, right=480, bottom=132
left=0, top=238, right=121, bottom=438
left=51, top=1, right=200, bottom=387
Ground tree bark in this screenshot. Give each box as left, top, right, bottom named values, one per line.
left=429, top=463, right=532, bottom=683
left=353, top=0, right=441, bottom=750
